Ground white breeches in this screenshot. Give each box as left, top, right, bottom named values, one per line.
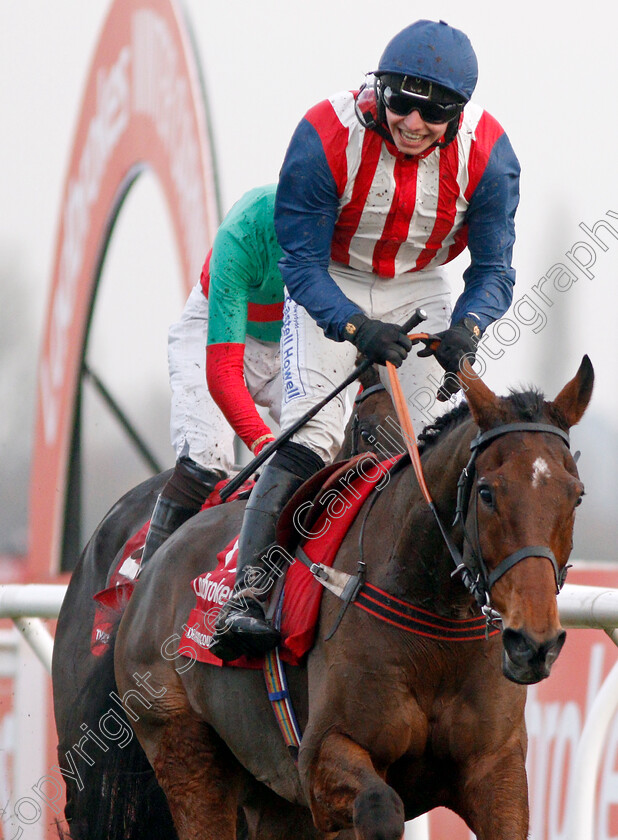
left=168, top=284, right=281, bottom=474
left=280, top=263, right=453, bottom=464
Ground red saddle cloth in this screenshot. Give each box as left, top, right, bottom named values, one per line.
left=91, top=455, right=399, bottom=662
left=179, top=455, right=399, bottom=668
left=90, top=477, right=255, bottom=656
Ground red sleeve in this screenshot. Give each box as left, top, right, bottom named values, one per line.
left=206, top=343, right=274, bottom=453
left=200, top=249, right=212, bottom=297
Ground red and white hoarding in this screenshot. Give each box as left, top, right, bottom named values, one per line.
left=29, top=0, right=218, bottom=582
left=2, top=1, right=218, bottom=837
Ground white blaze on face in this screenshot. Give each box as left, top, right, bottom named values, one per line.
left=532, top=457, right=551, bottom=489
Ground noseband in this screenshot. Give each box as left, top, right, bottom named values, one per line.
left=452, top=422, right=572, bottom=622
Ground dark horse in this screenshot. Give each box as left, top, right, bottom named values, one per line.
left=52, top=367, right=394, bottom=839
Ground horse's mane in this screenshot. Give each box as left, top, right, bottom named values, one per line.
left=416, top=386, right=560, bottom=454
left=417, top=402, right=471, bottom=453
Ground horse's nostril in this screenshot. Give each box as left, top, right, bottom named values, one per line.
left=502, top=628, right=533, bottom=663
left=503, top=627, right=567, bottom=677
left=542, top=629, right=567, bottom=666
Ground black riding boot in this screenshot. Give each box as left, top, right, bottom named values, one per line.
left=210, top=442, right=324, bottom=661
left=141, top=457, right=223, bottom=565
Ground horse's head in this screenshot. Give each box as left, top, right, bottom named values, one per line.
left=459, top=356, right=594, bottom=684
left=339, top=364, right=397, bottom=459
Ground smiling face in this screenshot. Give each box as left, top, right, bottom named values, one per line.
left=384, top=107, right=448, bottom=155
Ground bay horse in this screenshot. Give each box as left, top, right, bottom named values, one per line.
left=52, top=367, right=394, bottom=840
left=105, top=356, right=593, bottom=840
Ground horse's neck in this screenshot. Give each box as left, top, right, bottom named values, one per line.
left=383, top=419, right=477, bottom=615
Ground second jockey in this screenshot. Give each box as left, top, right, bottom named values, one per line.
left=141, top=185, right=285, bottom=564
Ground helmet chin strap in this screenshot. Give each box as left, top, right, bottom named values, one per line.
left=436, top=117, right=462, bottom=149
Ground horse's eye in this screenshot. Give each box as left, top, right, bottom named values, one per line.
left=360, top=429, right=373, bottom=442
left=478, top=485, right=494, bottom=506
left=575, top=492, right=585, bottom=508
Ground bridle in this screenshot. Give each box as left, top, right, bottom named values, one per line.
left=450, top=422, right=573, bottom=623
left=350, top=382, right=387, bottom=455
left=292, top=418, right=576, bottom=641
left=298, top=363, right=578, bottom=638
left=382, top=360, right=577, bottom=626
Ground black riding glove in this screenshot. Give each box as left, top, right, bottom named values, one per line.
left=343, top=314, right=412, bottom=368
left=417, top=317, right=481, bottom=401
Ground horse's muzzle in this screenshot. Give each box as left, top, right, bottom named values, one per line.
left=501, top=626, right=567, bottom=685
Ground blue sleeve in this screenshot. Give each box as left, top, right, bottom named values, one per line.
left=274, top=118, right=363, bottom=341
left=451, top=132, right=520, bottom=332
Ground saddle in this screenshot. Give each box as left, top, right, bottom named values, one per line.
left=276, top=452, right=383, bottom=553
left=179, top=452, right=398, bottom=668
left=90, top=454, right=394, bottom=660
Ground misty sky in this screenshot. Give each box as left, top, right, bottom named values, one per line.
left=2, top=0, right=618, bottom=556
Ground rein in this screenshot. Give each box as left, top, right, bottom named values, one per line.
left=294, top=453, right=500, bottom=642
left=386, top=364, right=572, bottom=623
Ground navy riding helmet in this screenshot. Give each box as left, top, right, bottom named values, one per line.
left=376, top=19, right=478, bottom=102
left=356, top=20, right=478, bottom=148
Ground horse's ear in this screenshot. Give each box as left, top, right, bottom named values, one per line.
left=458, top=359, right=500, bottom=430
left=551, top=355, right=594, bottom=428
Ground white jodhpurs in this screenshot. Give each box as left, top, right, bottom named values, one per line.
left=168, top=283, right=282, bottom=475
left=280, top=263, right=453, bottom=464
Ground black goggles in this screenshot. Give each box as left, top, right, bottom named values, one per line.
left=381, top=86, right=463, bottom=124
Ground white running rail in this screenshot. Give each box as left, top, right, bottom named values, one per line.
left=0, top=584, right=67, bottom=672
